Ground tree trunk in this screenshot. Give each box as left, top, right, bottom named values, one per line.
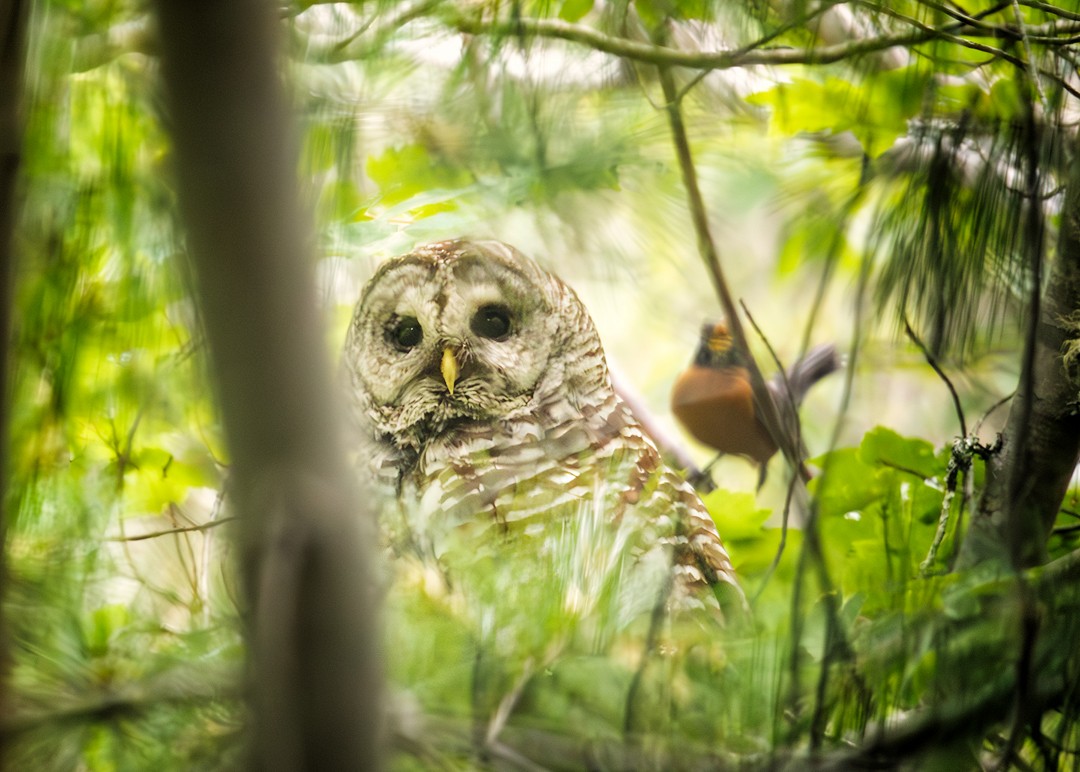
left=151, top=1, right=382, bottom=769
left=959, top=137, right=1080, bottom=570
left=0, top=1, right=30, bottom=768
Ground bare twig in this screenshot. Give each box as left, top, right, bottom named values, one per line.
left=486, top=659, right=539, bottom=749
left=325, top=0, right=447, bottom=60
left=779, top=242, right=875, bottom=735
left=654, top=49, right=852, bottom=739
left=653, top=47, right=859, bottom=727
left=751, top=470, right=799, bottom=606
left=740, top=300, right=809, bottom=477
left=739, top=303, right=805, bottom=603
left=904, top=315, right=968, bottom=438
left=1017, top=0, right=1080, bottom=22
left=105, top=515, right=238, bottom=542
left=972, top=390, right=1014, bottom=435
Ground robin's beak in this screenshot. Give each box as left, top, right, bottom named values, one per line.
left=441, top=347, right=459, bottom=395
left=707, top=323, right=733, bottom=353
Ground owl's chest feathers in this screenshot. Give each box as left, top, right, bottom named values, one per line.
left=392, top=392, right=649, bottom=518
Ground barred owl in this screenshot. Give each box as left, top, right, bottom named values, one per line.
left=343, top=239, right=743, bottom=615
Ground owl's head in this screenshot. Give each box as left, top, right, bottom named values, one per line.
left=344, top=239, right=609, bottom=451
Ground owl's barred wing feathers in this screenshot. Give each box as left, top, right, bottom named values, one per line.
left=412, top=387, right=743, bottom=600
left=343, top=238, right=743, bottom=613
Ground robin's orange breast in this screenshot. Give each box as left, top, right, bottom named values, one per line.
left=670, top=365, right=777, bottom=465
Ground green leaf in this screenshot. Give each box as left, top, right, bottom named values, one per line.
left=728, top=526, right=802, bottom=580
left=702, top=488, right=772, bottom=541
left=85, top=604, right=130, bottom=657
left=809, top=446, right=887, bottom=517
left=632, top=0, right=672, bottom=32
left=858, top=426, right=940, bottom=480
left=558, top=0, right=593, bottom=22
left=749, top=69, right=928, bottom=156
left=986, top=78, right=1026, bottom=122
left=125, top=448, right=214, bottom=514
left=366, top=143, right=473, bottom=207
left=407, top=199, right=459, bottom=220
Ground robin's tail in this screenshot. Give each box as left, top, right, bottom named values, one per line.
left=783, top=343, right=842, bottom=406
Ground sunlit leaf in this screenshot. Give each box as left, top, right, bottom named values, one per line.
left=558, top=0, right=593, bottom=22
left=858, top=426, right=939, bottom=480
left=366, top=143, right=474, bottom=207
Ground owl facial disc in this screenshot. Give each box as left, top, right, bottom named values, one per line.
left=343, top=239, right=602, bottom=450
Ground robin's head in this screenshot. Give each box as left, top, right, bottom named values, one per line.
left=693, top=321, right=744, bottom=369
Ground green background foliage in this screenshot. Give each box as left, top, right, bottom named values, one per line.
left=6, top=0, right=1080, bottom=768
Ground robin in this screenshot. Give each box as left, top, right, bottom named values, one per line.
left=671, top=321, right=841, bottom=487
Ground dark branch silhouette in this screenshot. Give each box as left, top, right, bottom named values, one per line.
left=152, top=1, right=382, bottom=768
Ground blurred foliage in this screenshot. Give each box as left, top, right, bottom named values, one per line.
left=6, top=0, right=1080, bottom=769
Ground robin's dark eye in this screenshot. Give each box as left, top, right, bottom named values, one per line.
left=388, top=316, right=423, bottom=351
left=471, top=304, right=512, bottom=341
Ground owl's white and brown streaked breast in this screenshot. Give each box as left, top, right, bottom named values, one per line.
left=343, top=239, right=743, bottom=602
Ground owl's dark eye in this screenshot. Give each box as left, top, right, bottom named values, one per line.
left=471, top=304, right=513, bottom=341
left=388, top=316, right=423, bottom=351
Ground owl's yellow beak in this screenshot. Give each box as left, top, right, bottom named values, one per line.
left=441, top=347, right=459, bottom=395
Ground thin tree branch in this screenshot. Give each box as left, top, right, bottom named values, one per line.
left=740, top=302, right=802, bottom=602
left=447, top=13, right=1080, bottom=72
left=861, top=0, right=1077, bottom=88
left=1010, top=0, right=1051, bottom=113
left=449, top=14, right=938, bottom=69
left=317, top=0, right=447, bottom=62
left=657, top=45, right=858, bottom=747
left=740, top=300, right=813, bottom=479
left=904, top=316, right=968, bottom=438
left=655, top=46, right=803, bottom=489
left=105, top=516, right=239, bottom=542
left=1017, top=0, right=1080, bottom=23
left=653, top=32, right=852, bottom=738
left=906, top=0, right=1018, bottom=38
left=972, top=390, right=1014, bottom=435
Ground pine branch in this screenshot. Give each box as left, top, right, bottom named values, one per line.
left=0, top=664, right=243, bottom=741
